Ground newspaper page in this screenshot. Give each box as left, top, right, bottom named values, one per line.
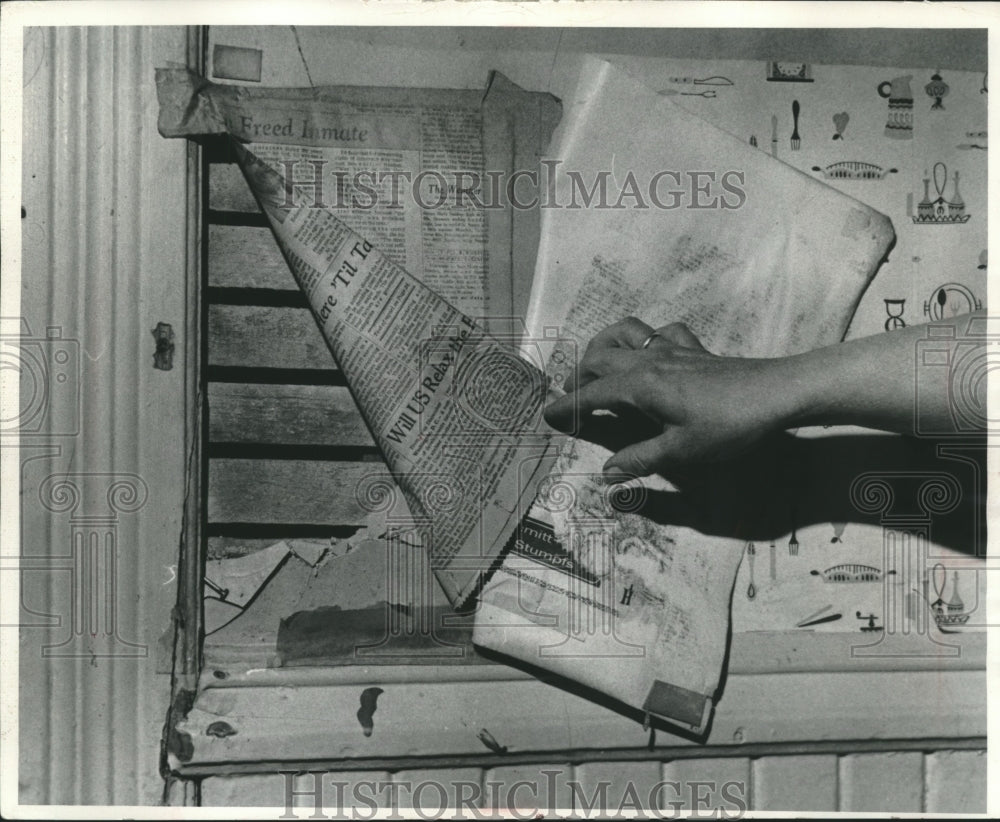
left=473, top=58, right=896, bottom=734
left=156, top=70, right=563, bottom=606
left=156, top=68, right=561, bottom=322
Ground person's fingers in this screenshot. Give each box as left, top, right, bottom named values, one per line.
left=603, top=430, right=679, bottom=479
left=544, top=372, right=636, bottom=432
left=586, top=316, right=655, bottom=354
left=543, top=390, right=583, bottom=433
left=548, top=359, right=683, bottom=432
left=653, top=321, right=706, bottom=351
left=564, top=346, right=640, bottom=394
left=564, top=407, right=663, bottom=454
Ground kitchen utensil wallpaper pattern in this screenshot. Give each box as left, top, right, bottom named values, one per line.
left=644, top=56, right=987, bottom=642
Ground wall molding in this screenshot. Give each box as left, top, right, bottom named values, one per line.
left=17, top=25, right=193, bottom=805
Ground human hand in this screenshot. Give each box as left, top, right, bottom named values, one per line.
left=543, top=317, right=791, bottom=478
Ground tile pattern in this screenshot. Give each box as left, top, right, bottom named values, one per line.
left=200, top=747, right=985, bottom=813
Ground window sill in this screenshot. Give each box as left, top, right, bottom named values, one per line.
left=170, top=630, right=984, bottom=775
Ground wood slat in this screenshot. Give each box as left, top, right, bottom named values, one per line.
left=208, top=304, right=334, bottom=371
left=663, top=757, right=752, bottom=812
left=924, top=750, right=987, bottom=813
left=208, top=224, right=291, bottom=290
left=752, top=755, right=839, bottom=812
left=209, top=459, right=394, bottom=525
left=482, top=765, right=574, bottom=811
left=209, top=162, right=259, bottom=213
left=573, top=761, right=664, bottom=808
left=392, top=769, right=490, bottom=814
left=200, top=771, right=393, bottom=810
left=838, top=752, right=923, bottom=812
left=208, top=383, right=372, bottom=446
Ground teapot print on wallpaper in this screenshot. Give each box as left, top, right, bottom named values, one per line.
left=877, top=75, right=914, bottom=139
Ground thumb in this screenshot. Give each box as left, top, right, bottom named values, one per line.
left=603, top=431, right=677, bottom=480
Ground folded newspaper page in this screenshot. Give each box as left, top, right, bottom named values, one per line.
left=156, top=70, right=562, bottom=606
left=157, top=69, right=561, bottom=324
left=473, top=58, right=895, bottom=734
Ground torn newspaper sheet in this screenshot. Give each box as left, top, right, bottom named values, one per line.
left=473, top=58, right=895, bottom=734
left=156, top=70, right=563, bottom=606
left=203, top=540, right=330, bottom=636
left=156, top=68, right=561, bottom=324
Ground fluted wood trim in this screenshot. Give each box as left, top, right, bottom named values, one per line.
left=17, top=25, right=194, bottom=805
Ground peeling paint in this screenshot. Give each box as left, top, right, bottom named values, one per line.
left=166, top=727, right=194, bottom=763
left=357, top=687, right=384, bottom=737
left=205, top=721, right=237, bottom=739
left=162, top=688, right=197, bottom=768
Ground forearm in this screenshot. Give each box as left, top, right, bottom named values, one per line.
left=769, top=311, right=985, bottom=435
left=545, top=313, right=984, bottom=474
